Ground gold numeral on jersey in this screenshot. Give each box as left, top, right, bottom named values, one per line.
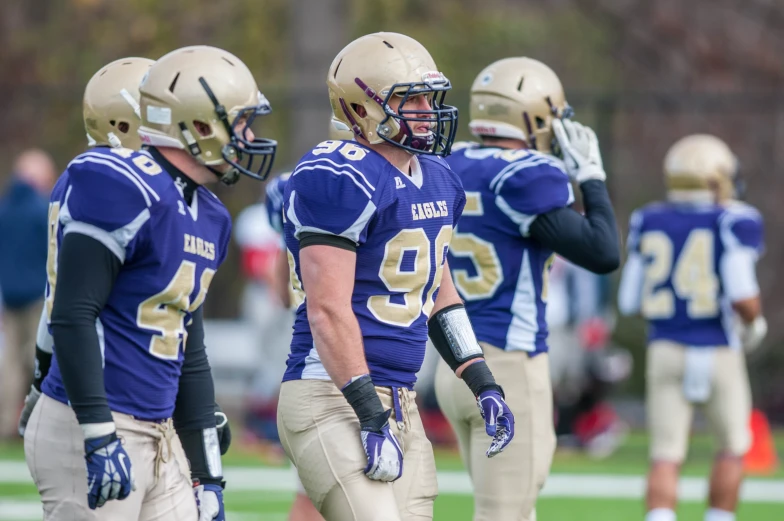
left=672, top=230, right=719, bottom=318
left=188, top=268, right=216, bottom=312
left=45, top=202, right=61, bottom=321
left=640, top=229, right=718, bottom=320
left=423, top=225, right=453, bottom=317
left=368, top=229, right=431, bottom=327
left=449, top=192, right=504, bottom=300
left=132, top=155, right=163, bottom=175
left=541, top=253, right=556, bottom=303
left=368, top=226, right=452, bottom=326
left=137, top=260, right=196, bottom=359
left=287, top=248, right=306, bottom=309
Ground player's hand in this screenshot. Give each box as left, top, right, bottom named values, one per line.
left=739, top=315, right=768, bottom=353
left=552, top=119, right=606, bottom=183
left=195, top=483, right=226, bottom=521
left=360, top=410, right=404, bottom=482
left=17, top=385, right=41, bottom=437
left=84, top=431, right=135, bottom=509
left=477, top=390, right=515, bottom=457
left=215, top=403, right=231, bottom=455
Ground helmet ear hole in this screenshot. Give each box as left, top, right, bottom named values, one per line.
left=535, top=117, right=546, bottom=129
left=351, top=103, right=367, bottom=118
left=109, top=120, right=116, bottom=127
left=193, top=120, right=213, bottom=137
left=117, top=121, right=130, bottom=133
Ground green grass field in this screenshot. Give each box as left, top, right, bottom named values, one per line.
left=1, top=432, right=782, bottom=520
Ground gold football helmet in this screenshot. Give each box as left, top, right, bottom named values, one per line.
left=664, top=134, right=738, bottom=201
left=83, top=57, right=154, bottom=150
left=328, top=114, right=355, bottom=141
left=469, top=57, right=572, bottom=154
left=327, top=32, right=457, bottom=156
left=137, top=45, right=277, bottom=184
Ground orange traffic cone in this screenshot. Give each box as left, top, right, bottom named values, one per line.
left=744, top=409, right=779, bottom=475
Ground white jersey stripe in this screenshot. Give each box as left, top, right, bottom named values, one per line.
left=78, top=151, right=161, bottom=202
left=68, top=156, right=153, bottom=207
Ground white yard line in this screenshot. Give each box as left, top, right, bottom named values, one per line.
left=1, top=461, right=783, bottom=503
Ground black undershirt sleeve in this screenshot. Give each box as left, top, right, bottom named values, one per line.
left=528, top=180, right=620, bottom=274
left=173, top=307, right=215, bottom=431
left=174, top=307, right=222, bottom=484
left=299, top=232, right=357, bottom=252
left=50, top=233, right=121, bottom=425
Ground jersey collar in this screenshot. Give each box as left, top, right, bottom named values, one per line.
left=145, top=146, right=199, bottom=206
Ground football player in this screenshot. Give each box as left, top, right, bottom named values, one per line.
left=618, top=135, right=765, bottom=521
left=18, top=54, right=233, bottom=456
left=276, top=32, right=515, bottom=521
left=434, top=57, right=620, bottom=521
left=264, top=117, right=352, bottom=521
left=23, top=46, right=277, bottom=521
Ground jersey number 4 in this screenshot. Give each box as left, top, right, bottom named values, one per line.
left=640, top=229, right=719, bottom=319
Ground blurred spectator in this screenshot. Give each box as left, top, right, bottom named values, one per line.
left=0, top=149, right=56, bottom=439
left=547, top=256, right=632, bottom=458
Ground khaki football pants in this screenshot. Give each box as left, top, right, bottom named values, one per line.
left=277, top=380, right=438, bottom=521
left=24, top=394, right=197, bottom=521
left=647, top=340, right=752, bottom=462
left=435, top=343, right=555, bottom=521
left=0, top=299, right=41, bottom=438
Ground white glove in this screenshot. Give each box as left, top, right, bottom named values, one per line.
left=18, top=385, right=41, bottom=437
left=739, top=315, right=767, bottom=353
left=552, top=119, right=607, bottom=183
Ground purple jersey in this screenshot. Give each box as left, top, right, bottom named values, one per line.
left=444, top=143, right=574, bottom=355
left=42, top=147, right=231, bottom=420
left=282, top=140, right=465, bottom=389
left=625, top=199, right=764, bottom=348
left=265, top=172, right=290, bottom=234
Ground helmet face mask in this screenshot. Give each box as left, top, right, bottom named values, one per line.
left=197, top=77, right=277, bottom=183
left=368, top=77, right=458, bottom=156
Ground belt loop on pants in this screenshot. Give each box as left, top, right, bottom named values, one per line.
left=153, top=418, right=174, bottom=486
left=391, top=387, right=412, bottom=433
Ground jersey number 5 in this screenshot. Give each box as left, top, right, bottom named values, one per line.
left=640, top=229, right=719, bottom=319
left=449, top=192, right=504, bottom=300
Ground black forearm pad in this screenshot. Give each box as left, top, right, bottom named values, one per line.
left=51, top=233, right=120, bottom=425
left=340, top=375, right=388, bottom=432
left=461, top=361, right=504, bottom=398
left=178, top=428, right=223, bottom=486
left=428, top=304, right=484, bottom=372
left=32, top=346, right=52, bottom=392
left=529, top=180, right=620, bottom=274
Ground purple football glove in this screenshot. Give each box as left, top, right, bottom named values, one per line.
left=361, top=423, right=404, bottom=482
left=477, top=390, right=515, bottom=457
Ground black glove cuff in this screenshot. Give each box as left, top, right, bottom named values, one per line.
left=341, top=375, right=388, bottom=432
left=33, top=346, right=52, bottom=392
left=461, top=361, right=503, bottom=398
left=84, top=432, right=118, bottom=456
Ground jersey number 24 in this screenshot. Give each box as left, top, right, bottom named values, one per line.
left=640, top=229, right=719, bottom=319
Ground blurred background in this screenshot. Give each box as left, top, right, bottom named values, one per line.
left=1, top=0, right=783, bottom=518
